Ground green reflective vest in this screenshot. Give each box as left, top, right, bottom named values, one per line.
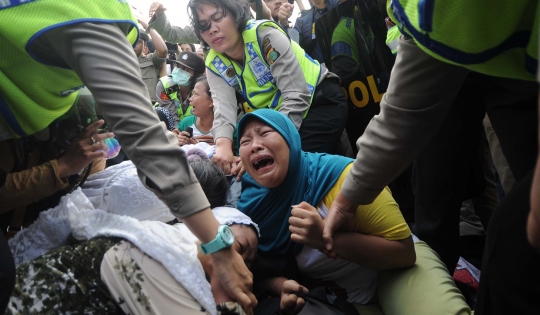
left=386, top=25, right=400, bottom=55
left=331, top=17, right=361, bottom=65
left=0, top=0, right=139, bottom=137
left=388, top=0, right=538, bottom=80
left=206, top=19, right=321, bottom=113
left=159, top=76, right=193, bottom=122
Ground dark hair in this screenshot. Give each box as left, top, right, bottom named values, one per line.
left=188, top=0, right=252, bottom=48
left=180, top=43, right=197, bottom=53
left=195, top=76, right=210, bottom=97
left=187, top=148, right=229, bottom=208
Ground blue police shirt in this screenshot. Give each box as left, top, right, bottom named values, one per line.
left=292, top=0, right=340, bottom=63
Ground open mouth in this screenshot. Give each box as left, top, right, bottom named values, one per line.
left=253, top=157, right=274, bottom=171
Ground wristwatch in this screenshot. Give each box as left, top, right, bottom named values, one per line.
left=200, top=225, right=235, bottom=255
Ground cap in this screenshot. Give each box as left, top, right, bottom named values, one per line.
left=172, top=51, right=206, bottom=73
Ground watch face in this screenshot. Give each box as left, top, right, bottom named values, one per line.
left=222, top=225, right=235, bottom=245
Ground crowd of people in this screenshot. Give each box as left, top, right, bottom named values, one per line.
left=0, top=0, right=539, bottom=314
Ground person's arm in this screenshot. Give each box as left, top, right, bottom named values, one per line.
left=207, top=69, right=238, bottom=174
left=248, top=0, right=272, bottom=20
left=0, top=120, right=111, bottom=212
left=289, top=201, right=415, bottom=270
left=260, top=27, right=311, bottom=129
left=158, top=60, right=167, bottom=78
left=139, top=19, right=168, bottom=59
left=148, top=11, right=199, bottom=44
left=42, top=22, right=257, bottom=313
left=323, top=36, right=470, bottom=251
left=0, top=161, right=68, bottom=213
left=155, top=81, right=180, bottom=126
left=277, top=3, right=294, bottom=28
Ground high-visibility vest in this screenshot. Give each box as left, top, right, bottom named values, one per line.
left=331, top=17, right=361, bottom=64
left=206, top=19, right=321, bottom=114
left=388, top=0, right=538, bottom=80
left=0, top=0, right=139, bottom=137
left=159, top=76, right=193, bottom=122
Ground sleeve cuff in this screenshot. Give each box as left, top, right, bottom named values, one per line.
left=162, top=183, right=211, bottom=219
left=50, top=160, right=70, bottom=189
left=212, top=125, right=235, bottom=142
left=148, top=13, right=167, bottom=33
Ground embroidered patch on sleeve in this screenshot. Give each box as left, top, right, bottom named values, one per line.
left=262, top=38, right=280, bottom=65
left=160, top=92, right=170, bottom=101
left=266, top=48, right=280, bottom=65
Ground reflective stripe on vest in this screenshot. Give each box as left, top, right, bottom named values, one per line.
left=159, top=77, right=193, bottom=121
left=0, top=0, right=138, bottom=137
left=388, top=0, right=538, bottom=80
left=386, top=25, right=400, bottom=55
left=206, top=19, right=321, bottom=113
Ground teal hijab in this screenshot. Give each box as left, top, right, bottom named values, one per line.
left=237, top=109, right=352, bottom=256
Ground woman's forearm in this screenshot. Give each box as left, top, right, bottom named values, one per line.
left=0, top=161, right=68, bottom=213
left=332, top=234, right=416, bottom=270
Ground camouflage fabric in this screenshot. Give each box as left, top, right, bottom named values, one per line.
left=217, top=302, right=247, bottom=315
left=6, top=236, right=247, bottom=315
left=6, top=237, right=123, bottom=315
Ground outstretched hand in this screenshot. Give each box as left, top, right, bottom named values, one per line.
left=322, top=191, right=358, bottom=252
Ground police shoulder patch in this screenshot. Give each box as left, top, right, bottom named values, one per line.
left=262, top=38, right=280, bottom=65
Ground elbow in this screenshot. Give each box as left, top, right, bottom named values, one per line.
left=402, top=248, right=416, bottom=268
left=157, top=48, right=168, bottom=59
left=395, top=236, right=416, bottom=269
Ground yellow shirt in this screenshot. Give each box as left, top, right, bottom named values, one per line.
left=322, top=164, right=411, bottom=240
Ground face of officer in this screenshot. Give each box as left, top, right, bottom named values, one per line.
left=196, top=3, right=243, bottom=59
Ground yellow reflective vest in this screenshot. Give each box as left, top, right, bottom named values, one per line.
left=206, top=19, right=321, bottom=113
left=0, top=0, right=139, bottom=137
left=388, top=0, right=538, bottom=80
left=159, top=76, right=193, bottom=122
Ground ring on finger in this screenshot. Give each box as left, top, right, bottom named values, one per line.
left=90, top=136, right=96, bottom=145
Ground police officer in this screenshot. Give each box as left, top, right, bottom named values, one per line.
left=155, top=51, right=206, bottom=126
left=321, top=1, right=539, bottom=314
left=0, top=1, right=256, bottom=313
left=189, top=0, right=348, bottom=175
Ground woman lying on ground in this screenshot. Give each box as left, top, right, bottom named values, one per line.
left=6, top=150, right=258, bottom=315
left=236, top=109, right=416, bottom=310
